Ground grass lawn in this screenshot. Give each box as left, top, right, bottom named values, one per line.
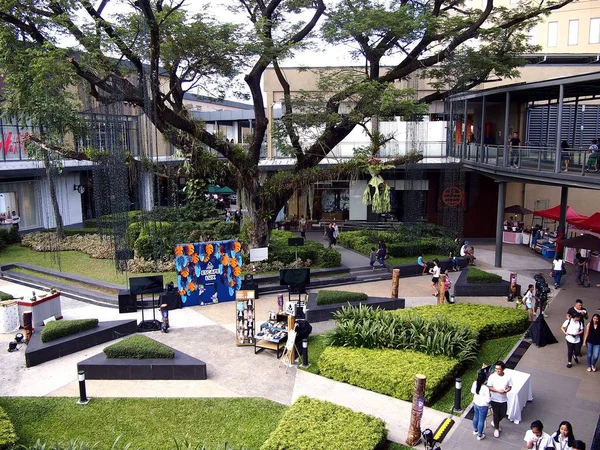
left=0, top=245, right=176, bottom=287
left=0, top=397, right=286, bottom=450
left=386, top=254, right=448, bottom=266
left=299, top=334, right=327, bottom=375
left=431, top=334, right=522, bottom=413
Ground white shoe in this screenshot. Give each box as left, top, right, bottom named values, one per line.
left=473, top=430, right=478, bottom=435
left=494, top=429, right=500, bottom=438
left=478, top=434, right=486, bottom=441
left=543, top=312, right=548, bottom=317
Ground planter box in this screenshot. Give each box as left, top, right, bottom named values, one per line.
left=304, top=293, right=405, bottom=323
left=18, top=292, right=62, bottom=327
left=78, top=344, right=207, bottom=380
left=453, top=269, right=521, bottom=297
left=25, top=319, right=137, bottom=367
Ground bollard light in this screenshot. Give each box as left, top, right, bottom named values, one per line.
left=300, top=338, right=310, bottom=368
left=77, top=370, right=89, bottom=405
left=452, top=377, right=462, bottom=413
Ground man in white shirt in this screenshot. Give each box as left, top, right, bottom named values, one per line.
left=487, top=360, right=513, bottom=438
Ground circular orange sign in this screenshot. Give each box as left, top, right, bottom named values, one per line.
left=442, top=186, right=464, bottom=207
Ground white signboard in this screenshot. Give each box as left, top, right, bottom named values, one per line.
left=250, top=247, right=268, bottom=262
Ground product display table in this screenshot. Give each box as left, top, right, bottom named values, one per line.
left=255, top=321, right=288, bottom=358
left=504, top=368, right=533, bottom=424
left=502, top=230, right=523, bottom=244
left=17, top=292, right=62, bottom=328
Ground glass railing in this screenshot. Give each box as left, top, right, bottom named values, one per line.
left=454, top=143, right=600, bottom=177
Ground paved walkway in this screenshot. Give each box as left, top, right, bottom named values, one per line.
left=0, top=240, right=599, bottom=448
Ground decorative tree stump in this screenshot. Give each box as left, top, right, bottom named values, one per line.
left=391, top=268, right=400, bottom=298
left=406, top=374, right=427, bottom=446
left=438, top=273, right=446, bottom=305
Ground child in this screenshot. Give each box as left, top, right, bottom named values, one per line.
left=523, top=284, right=535, bottom=321
left=417, top=252, right=428, bottom=275
left=443, top=270, right=452, bottom=303
left=449, top=251, right=459, bottom=271
left=369, top=247, right=377, bottom=271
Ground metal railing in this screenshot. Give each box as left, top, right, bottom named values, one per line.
left=453, top=143, right=600, bottom=176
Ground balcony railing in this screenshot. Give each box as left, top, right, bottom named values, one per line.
left=452, top=143, right=600, bottom=177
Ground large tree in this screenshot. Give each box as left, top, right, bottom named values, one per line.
left=0, top=0, right=572, bottom=246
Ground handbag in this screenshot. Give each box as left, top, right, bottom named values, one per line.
left=561, top=265, right=567, bottom=275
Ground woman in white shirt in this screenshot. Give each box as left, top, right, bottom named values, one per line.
left=551, top=421, right=576, bottom=450
left=470, top=370, right=490, bottom=441
left=523, top=420, right=554, bottom=449
left=562, top=313, right=584, bottom=368
left=429, top=259, right=441, bottom=296
left=552, top=255, right=565, bottom=289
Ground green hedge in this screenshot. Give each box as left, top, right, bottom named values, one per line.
left=269, top=230, right=340, bottom=268
left=327, top=305, right=478, bottom=361
left=319, top=347, right=459, bottom=403
left=40, top=319, right=99, bottom=343
left=392, top=304, right=529, bottom=339
left=466, top=268, right=503, bottom=284
left=0, top=291, right=13, bottom=301
left=261, top=396, right=387, bottom=450
left=0, top=225, right=20, bottom=252
left=104, top=335, right=174, bottom=359
left=0, top=405, right=17, bottom=450
left=316, top=290, right=368, bottom=306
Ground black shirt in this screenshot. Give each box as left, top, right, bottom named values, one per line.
left=568, top=306, right=588, bottom=327
left=510, top=137, right=520, bottom=147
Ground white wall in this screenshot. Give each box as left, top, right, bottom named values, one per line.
left=40, top=172, right=83, bottom=228
left=349, top=180, right=367, bottom=220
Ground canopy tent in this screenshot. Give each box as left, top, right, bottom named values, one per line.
left=568, top=212, right=600, bottom=233
left=504, top=205, right=533, bottom=215
left=533, top=205, right=588, bottom=223
left=558, top=234, right=600, bottom=252
left=207, top=185, right=235, bottom=195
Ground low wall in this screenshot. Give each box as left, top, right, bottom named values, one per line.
left=453, top=269, right=521, bottom=297
left=304, top=293, right=405, bottom=323
left=391, top=257, right=468, bottom=277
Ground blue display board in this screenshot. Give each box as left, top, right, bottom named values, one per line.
left=174, top=240, right=243, bottom=306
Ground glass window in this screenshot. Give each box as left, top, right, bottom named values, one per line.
left=547, top=22, right=558, bottom=47
left=568, top=20, right=579, bottom=45
left=591, top=18, right=600, bottom=44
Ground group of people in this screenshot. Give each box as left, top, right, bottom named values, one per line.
left=471, top=361, right=588, bottom=448
left=323, top=221, right=340, bottom=249
left=561, top=299, right=600, bottom=372
left=369, top=240, right=387, bottom=270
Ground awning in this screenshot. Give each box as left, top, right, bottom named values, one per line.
left=533, top=205, right=588, bottom=222
left=207, top=185, right=235, bottom=195
left=504, top=205, right=533, bottom=215
left=558, top=233, right=600, bottom=252
left=568, top=212, right=600, bottom=233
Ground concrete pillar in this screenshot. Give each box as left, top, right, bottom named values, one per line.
left=503, top=92, right=510, bottom=167
left=555, top=84, right=564, bottom=173
left=462, top=99, right=468, bottom=158
left=479, top=96, right=486, bottom=163
left=495, top=182, right=506, bottom=268
left=558, top=186, right=568, bottom=235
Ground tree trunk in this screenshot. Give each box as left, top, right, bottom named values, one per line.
left=240, top=185, right=270, bottom=248
left=406, top=374, right=427, bottom=446
left=43, top=150, right=65, bottom=240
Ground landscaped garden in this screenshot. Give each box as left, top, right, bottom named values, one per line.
left=300, top=303, right=529, bottom=412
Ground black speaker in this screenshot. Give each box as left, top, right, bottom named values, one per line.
left=118, top=290, right=137, bottom=313
left=159, top=291, right=182, bottom=310
left=240, top=281, right=259, bottom=298
left=288, top=237, right=304, bottom=246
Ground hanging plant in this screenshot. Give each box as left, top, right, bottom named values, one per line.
left=362, top=159, right=393, bottom=213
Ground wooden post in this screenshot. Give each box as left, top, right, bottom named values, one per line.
left=391, top=268, right=400, bottom=298
left=406, top=374, right=427, bottom=446
left=287, top=314, right=296, bottom=364
left=438, top=273, right=446, bottom=305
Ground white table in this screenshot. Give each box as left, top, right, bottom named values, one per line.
left=504, top=368, right=533, bottom=424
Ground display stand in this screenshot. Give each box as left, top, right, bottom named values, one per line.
left=137, top=293, right=161, bottom=332
left=255, top=313, right=288, bottom=358
left=236, top=290, right=256, bottom=346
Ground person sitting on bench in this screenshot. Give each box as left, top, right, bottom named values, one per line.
left=417, top=252, right=428, bottom=275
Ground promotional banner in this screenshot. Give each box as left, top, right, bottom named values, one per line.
left=174, top=240, right=243, bottom=307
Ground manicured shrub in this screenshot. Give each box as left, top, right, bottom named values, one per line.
left=40, top=319, right=99, bottom=343
left=104, top=335, right=174, bottom=359
left=316, top=290, right=368, bottom=306
left=317, top=248, right=342, bottom=267
left=261, top=396, right=387, bottom=450
left=268, top=230, right=340, bottom=267
left=21, top=233, right=115, bottom=259
left=466, top=268, right=503, bottom=284
left=319, top=347, right=459, bottom=403
left=327, top=305, right=477, bottom=361
left=392, top=303, right=529, bottom=339
left=0, top=405, right=17, bottom=449
left=213, top=221, right=240, bottom=238
left=0, top=291, right=13, bottom=301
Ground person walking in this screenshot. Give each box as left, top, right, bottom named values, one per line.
left=561, top=140, right=571, bottom=172
left=369, top=247, right=377, bottom=271
left=470, top=370, right=491, bottom=441
left=551, top=421, right=576, bottom=450
left=298, top=215, right=307, bottom=239
left=552, top=254, right=565, bottom=289
left=377, top=240, right=387, bottom=268
left=509, top=131, right=521, bottom=168
left=325, top=223, right=335, bottom=249
left=523, top=420, right=554, bottom=449
left=562, top=312, right=584, bottom=368
left=442, top=269, right=452, bottom=303
left=487, top=360, right=512, bottom=438
left=523, top=284, right=536, bottom=321
left=575, top=251, right=586, bottom=286
left=582, top=313, right=600, bottom=372
left=429, top=259, right=441, bottom=296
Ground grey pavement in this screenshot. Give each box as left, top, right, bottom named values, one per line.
left=303, top=230, right=372, bottom=269
left=0, top=239, right=599, bottom=449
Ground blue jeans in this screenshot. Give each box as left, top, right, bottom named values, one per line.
left=553, top=270, right=563, bottom=286
left=472, top=404, right=488, bottom=436
left=587, top=343, right=600, bottom=367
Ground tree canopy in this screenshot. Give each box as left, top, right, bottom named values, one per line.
left=0, top=0, right=573, bottom=245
